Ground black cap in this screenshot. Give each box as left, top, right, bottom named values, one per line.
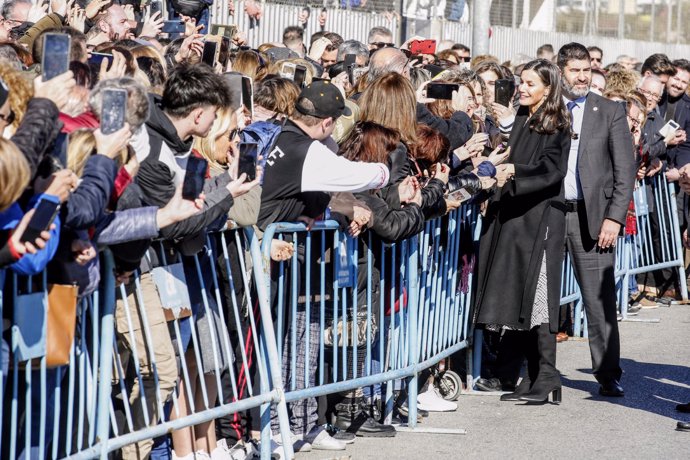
left=295, top=80, right=351, bottom=119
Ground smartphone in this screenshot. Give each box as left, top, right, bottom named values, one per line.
left=222, top=73, right=243, bottom=111
left=280, top=62, right=297, bottom=80
left=161, top=20, right=186, bottom=34
left=293, top=64, right=307, bottom=88
left=42, top=33, right=70, bottom=81
left=181, top=156, right=208, bottom=200
left=495, top=79, right=516, bottom=107
left=447, top=188, right=472, bottom=203
left=343, top=54, right=356, bottom=69
left=210, top=23, right=238, bottom=39
left=426, top=83, right=459, bottom=100
left=241, top=75, right=253, bottom=116
left=100, top=88, right=127, bottom=135
left=201, top=41, right=218, bottom=67
left=659, top=119, right=680, bottom=138
left=88, top=52, right=113, bottom=69
left=20, top=199, right=60, bottom=243
left=149, top=0, right=162, bottom=16
left=238, top=142, right=258, bottom=181
left=409, top=39, right=436, bottom=56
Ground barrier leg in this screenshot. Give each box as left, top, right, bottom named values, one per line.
left=245, top=228, right=294, bottom=460
left=96, top=250, right=117, bottom=459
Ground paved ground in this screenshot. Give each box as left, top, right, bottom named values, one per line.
left=295, top=304, right=690, bottom=460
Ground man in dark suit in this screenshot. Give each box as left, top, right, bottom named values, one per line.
left=557, top=43, right=636, bottom=397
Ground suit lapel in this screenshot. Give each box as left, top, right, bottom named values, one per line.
left=577, top=92, right=597, bottom=160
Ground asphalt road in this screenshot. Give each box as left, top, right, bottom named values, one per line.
left=295, top=304, right=690, bottom=460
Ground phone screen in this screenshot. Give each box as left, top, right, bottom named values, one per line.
left=238, top=142, right=258, bottom=181
left=42, top=33, right=71, bottom=81
left=162, top=20, right=185, bottom=34
left=222, top=73, right=243, bottom=111
left=281, top=63, right=296, bottom=80
left=101, top=88, right=127, bottom=135
left=182, top=156, right=208, bottom=200
left=20, top=199, right=60, bottom=243
left=495, top=79, right=516, bottom=107
left=241, top=76, right=253, bottom=115
left=427, top=83, right=459, bottom=100
left=201, top=41, right=218, bottom=67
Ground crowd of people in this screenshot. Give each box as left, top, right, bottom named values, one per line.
left=1, top=1, right=690, bottom=459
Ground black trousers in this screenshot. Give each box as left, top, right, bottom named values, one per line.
left=565, top=208, right=622, bottom=384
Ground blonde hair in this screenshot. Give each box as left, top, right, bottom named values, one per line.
left=232, top=50, right=268, bottom=81
left=0, top=63, right=33, bottom=134
left=193, top=108, right=235, bottom=175
left=67, top=129, right=97, bottom=177
left=358, top=73, right=417, bottom=145
left=0, top=138, right=30, bottom=211
left=130, top=45, right=167, bottom=72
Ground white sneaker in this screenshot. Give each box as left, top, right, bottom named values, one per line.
left=244, top=439, right=283, bottom=460
left=302, top=426, right=346, bottom=451
left=194, top=451, right=212, bottom=460
left=215, top=439, right=247, bottom=460
left=417, top=387, right=457, bottom=412
left=172, top=451, right=195, bottom=460
left=271, top=431, right=312, bottom=453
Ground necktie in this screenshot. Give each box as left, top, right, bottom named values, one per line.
left=567, top=100, right=578, bottom=138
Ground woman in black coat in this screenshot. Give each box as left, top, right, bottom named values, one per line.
left=473, top=59, right=571, bottom=403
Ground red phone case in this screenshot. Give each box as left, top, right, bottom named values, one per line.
left=409, top=39, right=436, bottom=56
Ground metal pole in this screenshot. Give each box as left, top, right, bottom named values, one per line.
left=666, top=0, right=673, bottom=43
left=676, top=0, right=682, bottom=44
left=618, top=0, right=625, bottom=39
left=472, top=0, right=491, bottom=56
left=651, top=0, right=656, bottom=42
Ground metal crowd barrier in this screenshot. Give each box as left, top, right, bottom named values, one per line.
left=559, top=173, right=688, bottom=336
left=1, top=251, right=116, bottom=460
left=2, top=175, right=685, bottom=458
left=1, top=206, right=481, bottom=459
left=257, top=205, right=479, bottom=430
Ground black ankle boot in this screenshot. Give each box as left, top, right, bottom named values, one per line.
left=334, top=397, right=396, bottom=437
left=519, top=324, right=562, bottom=404
left=499, top=375, right=532, bottom=401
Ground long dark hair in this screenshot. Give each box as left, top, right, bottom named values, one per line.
left=339, top=121, right=401, bottom=164
left=522, top=59, right=571, bottom=135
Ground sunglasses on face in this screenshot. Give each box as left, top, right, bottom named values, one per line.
left=459, top=56, right=471, bottom=63
left=370, top=42, right=395, bottom=49
left=228, top=128, right=240, bottom=141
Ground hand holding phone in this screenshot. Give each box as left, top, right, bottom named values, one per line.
left=19, top=199, right=60, bottom=244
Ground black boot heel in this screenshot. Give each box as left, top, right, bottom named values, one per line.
left=551, top=388, right=562, bottom=403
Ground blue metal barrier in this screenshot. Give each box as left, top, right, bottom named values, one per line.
left=559, top=174, right=688, bottom=335
left=257, top=206, right=479, bottom=431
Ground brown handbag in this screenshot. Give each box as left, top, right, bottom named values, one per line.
left=44, top=284, right=78, bottom=367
